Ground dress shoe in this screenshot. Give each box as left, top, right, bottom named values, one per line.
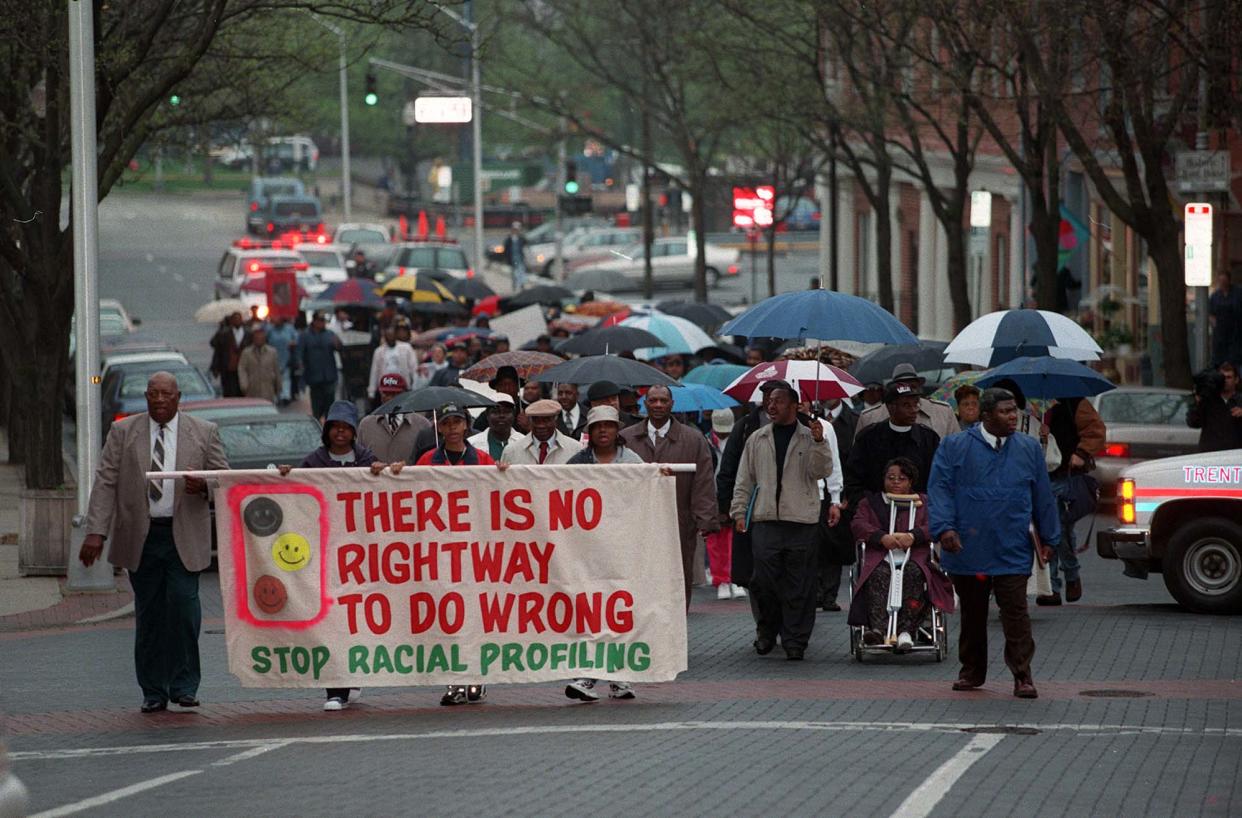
left=862, top=629, right=884, bottom=646
left=1035, top=592, right=1062, bottom=606
left=173, top=695, right=200, bottom=709
left=1014, top=679, right=1039, bottom=699
left=1065, top=579, right=1083, bottom=602
left=753, top=637, right=776, bottom=655
left=140, top=699, right=167, bottom=713
left=952, top=677, right=984, bottom=691
left=784, top=647, right=805, bottom=661
left=821, top=601, right=842, bottom=612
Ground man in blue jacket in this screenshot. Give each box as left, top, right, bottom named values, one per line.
left=297, top=312, right=341, bottom=421
left=929, top=387, right=1061, bottom=699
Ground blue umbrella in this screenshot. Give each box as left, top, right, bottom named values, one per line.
left=975, top=356, right=1115, bottom=399
left=640, top=382, right=738, bottom=413
left=720, top=290, right=918, bottom=344
left=683, top=361, right=749, bottom=390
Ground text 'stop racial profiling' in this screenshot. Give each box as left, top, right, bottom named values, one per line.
left=214, top=465, right=688, bottom=687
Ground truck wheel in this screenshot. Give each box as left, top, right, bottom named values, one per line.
left=1162, top=517, right=1242, bottom=614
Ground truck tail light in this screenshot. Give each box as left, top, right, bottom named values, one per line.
left=250, top=201, right=259, bottom=212
left=466, top=268, right=475, bottom=279
left=1101, top=442, right=1130, bottom=458
left=1119, top=478, right=1136, bottom=525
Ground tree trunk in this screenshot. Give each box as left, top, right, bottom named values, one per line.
left=765, top=225, right=777, bottom=297
left=945, top=221, right=972, bottom=333
left=15, top=336, right=69, bottom=488
left=1150, top=222, right=1192, bottom=389
left=874, top=166, right=894, bottom=313
left=1030, top=199, right=1061, bottom=311
left=640, top=103, right=655, bottom=300
left=690, top=171, right=709, bottom=302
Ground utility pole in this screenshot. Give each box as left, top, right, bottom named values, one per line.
left=553, top=117, right=566, bottom=282
left=67, top=0, right=111, bottom=592
left=1192, top=0, right=1210, bottom=370
left=310, top=15, right=352, bottom=220
left=467, top=1, right=484, bottom=279
left=829, top=123, right=840, bottom=292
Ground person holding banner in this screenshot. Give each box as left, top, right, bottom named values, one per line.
left=620, top=384, right=719, bottom=609
left=278, top=400, right=401, bottom=711
left=80, top=371, right=229, bottom=714
left=500, top=399, right=583, bottom=465
left=730, top=379, right=834, bottom=660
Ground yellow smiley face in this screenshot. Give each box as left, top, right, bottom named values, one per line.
left=271, top=533, right=311, bottom=572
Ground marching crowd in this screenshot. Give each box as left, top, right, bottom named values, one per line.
left=84, top=301, right=1111, bottom=714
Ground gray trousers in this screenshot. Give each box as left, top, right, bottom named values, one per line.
left=750, top=521, right=820, bottom=651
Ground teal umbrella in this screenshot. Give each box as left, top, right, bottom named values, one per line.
left=640, top=383, right=738, bottom=413
left=683, top=362, right=749, bottom=390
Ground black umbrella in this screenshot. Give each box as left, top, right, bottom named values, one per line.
left=532, top=354, right=678, bottom=387
left=373, top=386, right=496, bottom=415
left=555, top=325, right=663, bottom=356
left=848, top=341, right=949, bottom=386
left=655, top=300, right=733, bottom=332
left=447, top=277, right=496, bottom=301
left=505, top=285, right=573, bottom=309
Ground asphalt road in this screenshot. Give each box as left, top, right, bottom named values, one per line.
left=4, top=512, right=1240, bottom=817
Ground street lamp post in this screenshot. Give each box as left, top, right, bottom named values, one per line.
left=311, top=15, right=351, bottom=221
left=435, top=3, right=484, bottom=278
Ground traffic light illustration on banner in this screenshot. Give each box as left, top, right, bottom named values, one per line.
left=364, top=72, right=378, bottom=106
left=563, top=159, right=579, bottom=194
left=234, top=486, right=330, bottom=628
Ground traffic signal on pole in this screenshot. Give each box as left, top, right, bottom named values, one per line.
left=169, top=94, right=181, bottom=106
left=563, top=159, right=579, bottom=194
left=364, top=73, right=378, bottom=106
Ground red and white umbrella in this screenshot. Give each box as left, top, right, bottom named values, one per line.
left=724, top=359, right=864, bottom=403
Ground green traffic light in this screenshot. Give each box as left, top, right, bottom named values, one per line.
left=564, top=179, right=580, bottom=194
left=364, top=92, right=378, bottom=106
left=169, top=94, right=181, bottom=106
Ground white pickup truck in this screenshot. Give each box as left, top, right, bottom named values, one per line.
left=1098, top=448, right=1242, bottom=613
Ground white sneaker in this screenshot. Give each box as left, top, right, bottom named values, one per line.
left=322, top=696, right=347, bottom=712
left=608, top=681, right=636, bottom=700
left=731, top=584, right=748, bottom=599
left=565, top=678, right=600, bottom=702
left=705, top=568, right=713, bottom=585
left=895, top=632, right=914, bottom=653
left=717, top=584, right=732, bottom=600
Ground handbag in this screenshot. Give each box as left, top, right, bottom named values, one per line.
left=1056, top=472, right=1099, bottom=524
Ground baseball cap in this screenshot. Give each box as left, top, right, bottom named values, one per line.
left=586, top=405, right=620, bottom=428
left=525, top=398, right=562, bottom=417
left=378, top=373, right=408, bottom=393
left=890, top=362, right=922, bottom=383
left=884, top=381, right=918, bottom=404
left=586, top=380, right=622, bottom=402
left=490, top=392, right=516, bottom=406
left=437, top=402, right=469, bottom=421
left=759, top=378, right=798, bottom=398
left=711, top=408, right=735, bottom=434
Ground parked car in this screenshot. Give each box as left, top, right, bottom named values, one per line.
left=380, top=241, right=472, bottom=284
left=246, top=177, right=305, bottom=233
left=776, top=196, right=821, bottom=232
left=99, top=298, right=140, bottom=334
left=214, top=413, right=323, bottom=469
left=565, top=237, right=741, bottom=291
left=100, top=350, right=189, bottom=384
left=530, top=226, right=640, bottom=277
left=100, top=361, right=215, bottom=438
left=180, top=397, right=280, bottom=422
left=489, top=216, right=608, bottom=263
left=1089, top=387, right=1197, bottom=505
left=334, top=223, right=391, bottom=246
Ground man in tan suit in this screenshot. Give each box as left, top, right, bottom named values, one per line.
left=237, top=325, right=281, bottom=403
left=500, top=399, right=583, bottom=465
left=80, top=371, right=228, bottom=713
left=620, top=384, right=719, bottom=608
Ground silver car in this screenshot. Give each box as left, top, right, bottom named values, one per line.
left=565, top=237, right=740, bottom=292
left=1089, top=386, right=1197, bottom=505
left=530, top=226, right=640, bottom=277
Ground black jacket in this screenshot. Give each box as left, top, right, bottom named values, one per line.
left=844, top=422, right=940, bottom=506
left=1187, top=394, right=1242, bottom=452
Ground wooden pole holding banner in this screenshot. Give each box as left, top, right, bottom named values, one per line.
left=147, top=464, right=700, bottom=480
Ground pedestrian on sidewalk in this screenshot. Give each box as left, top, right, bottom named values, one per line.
left=503, top=221, right=529, bottom=290
left=237, top=325, right=281, bottom=403
left=730, top=379, right=834, bottom=660
left=929, top=387, right=1061, bottom=699
left=277, top=400, right=397, bottom=712
left=297, top=312, right=341, bottom=421
left=1042, top=391, right=1106, bottom=605
left=705, top=408, right=746, bottom=601
left=209, top=312, right=250, bottom=397
left=265, top=314, right=298, bottom=405
left=79, top=371, right=229, bottom=714
left=621, top=384, right=719, bottom=610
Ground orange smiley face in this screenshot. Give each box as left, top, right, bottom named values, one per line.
left=253, top=574, right=288, bottom=614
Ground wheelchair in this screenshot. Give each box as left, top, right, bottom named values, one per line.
left=847, top=494, right=949, bottom=662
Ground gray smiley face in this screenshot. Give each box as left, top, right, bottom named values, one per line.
left=244, top=497, right=283, bottom=536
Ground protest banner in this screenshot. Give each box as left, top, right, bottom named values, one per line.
left=209, top=463, right=687, bottom=687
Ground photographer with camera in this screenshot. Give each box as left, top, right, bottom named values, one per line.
left=1187, top=362, right=1242, bottom=453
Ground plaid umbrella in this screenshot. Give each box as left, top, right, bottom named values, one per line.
left=461, top=351, right=565, bottom=382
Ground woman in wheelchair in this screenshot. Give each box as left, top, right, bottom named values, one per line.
left=848, top=457, right=955, bottom=652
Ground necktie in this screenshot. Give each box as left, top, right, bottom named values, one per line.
left=388, top=414, right=400, bottom=434
left=538, top=440, right=549, bottom=464
left=149, top=424, right=166, bottom=503
left=995, top=437, right=1004, bottom=453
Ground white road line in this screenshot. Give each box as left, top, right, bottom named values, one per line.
left=31, top=770, right=201, bottom=818
left=888, top=733, right=1005, bottom=818
left=11, top=720, right=1242, bottom=763
left=211, top=742, right=288, bottom=767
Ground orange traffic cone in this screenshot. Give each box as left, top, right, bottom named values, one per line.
left=398, top=214, right=409, bottom=240
left=434, top=215, right=447, bottom=239
left=417, top=210, right=429, bottom=240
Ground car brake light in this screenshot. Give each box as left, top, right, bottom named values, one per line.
left=249, top=202, right=259, bottom=212
left=113, top=412, right=129, bottom=422
left=727, top=264, right=739, bottom=275
left=266, top=222, right=274, bottom=233
left=248, top=261, right=262, bottom=272
left=1119, top=478, right=1136, bottom=524
left=398, top=266, right=407, bottom=276
left=1101, top=442, right=1130, bottom=458
left=467, top=268, right=475, bottom=279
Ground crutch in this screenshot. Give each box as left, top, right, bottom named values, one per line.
left=884, top=493, right=921, bottom=644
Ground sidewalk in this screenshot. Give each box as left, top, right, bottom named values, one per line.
left=0, top=430, right=132, bottom=631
